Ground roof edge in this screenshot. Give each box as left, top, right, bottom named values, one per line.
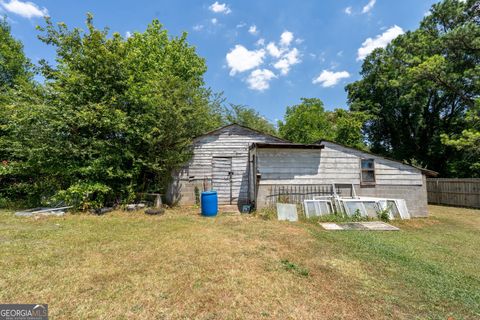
left=318, top=139, right=439, bottom=177
left=251, top=142, right=325, bottom=150
left=193, top=123, right=289, bottom=143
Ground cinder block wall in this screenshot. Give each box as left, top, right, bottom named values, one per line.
left=255, top=175, right=429, bottom=217
left=167, top=179, right=212, bottom=206
left=354, top=175, right=429, bottom=217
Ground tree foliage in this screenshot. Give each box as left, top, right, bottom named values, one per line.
left=1, top=15, right=222, bottom=207
left=278, top=98, right=368, bottom=148
left=224, top=104, right=276, bottom=135
left=346, top=0, right=479, bottom=176
left=441, top=99, right=480, bottom=175
left=0, top=18, right=32, bottom=91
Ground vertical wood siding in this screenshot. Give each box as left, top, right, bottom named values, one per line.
left=427, top=178, right=480, bottom=208
left=176, top=125, right=283, bottom=205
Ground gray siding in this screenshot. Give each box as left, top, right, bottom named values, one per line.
left=254, top=141, right=428, bottom=217
left=167, top=125, right=283, bottom=206
left=256, top=141, right=423, bottom=185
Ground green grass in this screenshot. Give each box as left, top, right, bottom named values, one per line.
left=0, top=205, right=479, bottom=319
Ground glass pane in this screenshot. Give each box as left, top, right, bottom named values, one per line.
left=318, top=202, right=331, bottom=215
left=362, top=171, right=375, bottom=182
left=345, top=202, right=366, bottom=216
left=361, top=159, right=374, bottom=169
left=387, top=200, right=401, bottom=218
left=306, top=202, right=317, bottom=217
left=363, top=202, right=378, bottom=218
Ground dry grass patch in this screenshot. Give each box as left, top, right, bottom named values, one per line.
left=0, top=209, right=376, bottom=319
left=0, top=205, right=479, bottom=319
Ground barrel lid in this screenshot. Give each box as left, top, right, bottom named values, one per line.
left=201, top=190, right=217, bottom=195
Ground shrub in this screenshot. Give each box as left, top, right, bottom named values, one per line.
left=52, top=182, right=113, bottom=211
left=377, top=206, right=391, bottom=222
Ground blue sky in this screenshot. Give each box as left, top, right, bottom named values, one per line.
left=1, top=0, right=439, bottom=122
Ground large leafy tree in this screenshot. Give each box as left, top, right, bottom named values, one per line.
left=346, top=0, right=479, bottom=176
left=0, top=18, right=32, bottom=91
left=441, top=99, right=480, bottom=176
left=0, top=19, right=42, bottom=207
left=224, top=104, right=276, bottom=135
left=278, top=98, right=335, bottom=144
left=278, top=98, right=367, bottom=147
left=1, top=15, right=222, bottom=208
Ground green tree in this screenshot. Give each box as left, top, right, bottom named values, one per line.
left=1, top=15, right=222, bottom=208
left=346, top=0, right=479, bottom=176
left=225, top=104, right=276, bottom=135
left=278, top=98, right=367, bottom=147
left=441, top=99, right=480, bottom=176
left=278, top=98, right=334, bottom=144
left=0, top=18, right=32, bottom=91
left=331, top=109, right=368, bottom=149
left=0, top=18, right=41, bottom=207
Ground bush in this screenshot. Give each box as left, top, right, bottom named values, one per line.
left=52, top=182, right=113, bottom=211
left=377, top=207, right=391, bottom=222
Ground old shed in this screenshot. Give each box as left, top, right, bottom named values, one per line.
left=167, top=124, right=285, bottom=206
left=167, top=124, right=437, bottom=217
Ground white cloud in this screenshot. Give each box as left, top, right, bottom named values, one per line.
left=209, top=1, right=231, bottom=14
left=345, top=6, right=352, bottom=15
left=211, top=18, right=218, bottom=25
left=362, top=0, right=376, bottom=14
left=248, top=25, right=258, bottom=35
left=226, top=30, right=302, bottom=89
left=266, top=42, right=282, bottom=58
left=246, top=69, right=276, bottom=91
left=256, top=38, right=265, bottom=46
left=226, top=45, right=266, bottom=75
left=193, top=24, right=204, bottom=31
left=357, top=25, right=404, bottom=60
left=280, top=31, right=294, bottom=46
left=313, top=70, right=351, bottom=88
left=236, top=22, right=246, bottom=28
left=1, top=0, right=48, bottom=18
left=273, top=48, right=300, bottom=75
left=125, top=31, right=132, bottom=38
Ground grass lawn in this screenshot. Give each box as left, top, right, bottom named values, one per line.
left=0, top=205, right=479, bottom=319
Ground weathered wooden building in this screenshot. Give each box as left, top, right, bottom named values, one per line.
left=167, top=124, right=437, bottom=217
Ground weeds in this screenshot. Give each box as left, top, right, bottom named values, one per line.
left=255, top=206, right=277, bottom=220
left=376, top=207, right=391, bottom=222
left=280, top=259, right=310, bottom=277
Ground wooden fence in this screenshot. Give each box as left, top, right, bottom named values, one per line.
left=427, top=178, right=480, bottom=208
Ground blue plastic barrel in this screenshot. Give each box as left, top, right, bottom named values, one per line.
left=201, top=191, right=218, bottom=216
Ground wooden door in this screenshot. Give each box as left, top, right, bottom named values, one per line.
left=212, top=157, right=233, bottom=204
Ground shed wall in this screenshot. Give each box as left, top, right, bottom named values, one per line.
left=256, top=142, right=423, bottom=185
left=167, top=125, right=283, bottom=206
left=254, top=141, right=428, bottom=217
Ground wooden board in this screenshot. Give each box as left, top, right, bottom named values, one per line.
left=427, top=178, right=480, bottom=208
left=212, top=157, right=232, bottom=204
